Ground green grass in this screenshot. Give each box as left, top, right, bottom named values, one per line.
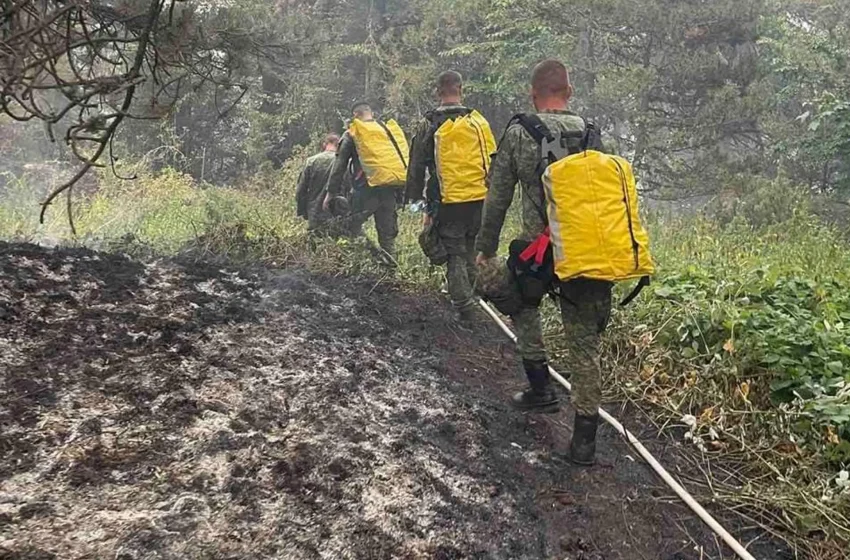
left=2, top=167, right=849, bottom=555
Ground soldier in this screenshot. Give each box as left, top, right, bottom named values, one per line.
left=323, top=102, right=408, bottom=261
left=475, top=59, right=612, bottom=465
left=406, top=71, right=496, bottom=321
left=296, top=133, right=340, bottom=233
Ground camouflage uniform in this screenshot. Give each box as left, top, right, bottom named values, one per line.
left=475, top=110, right=612, bottom=416
left=326, top=130, right=399, bottom=256
left=407, top=104, right=483, bottom=312
left=295, top=150, right=336, bottom=232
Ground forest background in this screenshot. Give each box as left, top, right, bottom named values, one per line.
left=2, top=0, right=850, bottom=556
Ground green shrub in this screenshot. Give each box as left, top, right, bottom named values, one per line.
left=704, top=175, right=812, bottom=228
left=599, top=212, right=850, bottom=458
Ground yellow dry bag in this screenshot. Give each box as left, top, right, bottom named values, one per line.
left=433, top=110, right=496, bottom=203
left=349, top=118, right=409, bottom=187
left=506, top=112, right=654, bottom=304
left=543, top=151, right=655, bottom=284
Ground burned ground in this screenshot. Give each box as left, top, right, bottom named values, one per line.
left=0, top=242, right=786, bottom=559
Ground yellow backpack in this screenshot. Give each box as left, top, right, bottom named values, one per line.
left=510, top=113, right=654, bottom=304
left=431, top=109, right=496, bottom=203
left=544, top=151, right=654, bottom=285
left=349, top=118, right=409, bottom=187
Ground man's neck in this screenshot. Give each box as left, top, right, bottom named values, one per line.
left=534, top=99, right=569, bottom=112
left=323, top=146, right=336, bottom=152
left=439, top=97, right=462, bottom=106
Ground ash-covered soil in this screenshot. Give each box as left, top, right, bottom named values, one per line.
left=0, top=242, right=782, bottom=559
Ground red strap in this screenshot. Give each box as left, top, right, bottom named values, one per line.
left=519, top=227, right=550, bottom=266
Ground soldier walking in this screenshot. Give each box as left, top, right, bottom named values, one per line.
left=296, top=133, right=341, bottom=234
left=406, top=71, right=496, bottom=321
left=323, top=102, right=408, bottom=262
left=475, top=60, right=612, bottom=465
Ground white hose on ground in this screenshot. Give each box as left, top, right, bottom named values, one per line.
left=477, top=299, right=758, bottom=560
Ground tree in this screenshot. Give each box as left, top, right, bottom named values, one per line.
left=0, top=0, right=262, bottom=227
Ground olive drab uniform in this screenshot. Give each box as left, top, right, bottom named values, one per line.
left=407, top=104, right=496, bottom=314
left=475, top=110, right=613, bottom=418
left=326, top=120, right=408, bottom=257
left=296, top=150, right=337, bottom=232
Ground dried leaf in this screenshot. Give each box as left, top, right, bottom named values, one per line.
left=739, top=380, right=750, bottom=402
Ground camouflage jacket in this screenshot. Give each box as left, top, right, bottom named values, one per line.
left=475, top=110, right=589, bottom=257
left=405, top=103, right=470, bottom=214
left=325, top=131, right=367, bottom=196
left=296, top=150, right=336, bottom=221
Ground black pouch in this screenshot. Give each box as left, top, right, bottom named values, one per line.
left=507, top=237, right=555, bottom=306
left=418, top=221, right=448, bottom=265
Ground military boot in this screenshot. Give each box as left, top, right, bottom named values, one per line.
left=511, top=360, right=560, bottom=413
left=568, top=413, right=599, bottom=466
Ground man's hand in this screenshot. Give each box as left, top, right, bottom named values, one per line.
left=475, top=252, right=491, bottom=267
left=322, top=192, right=331, bottom=212
left=423, top=214, right=433, bottom=227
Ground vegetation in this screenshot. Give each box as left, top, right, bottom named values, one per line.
left=2, top=164, right=847, bottom=555
left=4, top=0, right=850, bottom=557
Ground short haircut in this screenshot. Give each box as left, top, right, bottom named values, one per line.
left=437, top=70, right=463, bottom=97
left=351, top=101, right=372, bottom=117
left=322, top=133, right=340, bottom=150
left=531, top=59, right=571, bottom=98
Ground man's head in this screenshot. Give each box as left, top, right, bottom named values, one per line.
left=436, top=70, right=463, bottom=104
left=351, top=101, right=373, bottom=121
left=321, top=133, right=340, bottom=152
left=530, top=59, right=573, bottom=111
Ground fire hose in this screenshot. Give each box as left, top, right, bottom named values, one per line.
left=477, top=299, right=758, bottom=560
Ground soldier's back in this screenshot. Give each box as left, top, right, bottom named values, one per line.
left=507, top=111, right=586, bottom=187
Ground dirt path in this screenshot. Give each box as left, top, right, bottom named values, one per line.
left=0, top=242, right=786, bottom=559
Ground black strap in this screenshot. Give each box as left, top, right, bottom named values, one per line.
left=377, top=120, right=408, bottom=170
left=515, top=113, right=554, bottom=143
left=619, top=276, right=650, bottom=306
left=425, top=106, right=472, bottom=127
left=504, top=112, right=598, bottom=155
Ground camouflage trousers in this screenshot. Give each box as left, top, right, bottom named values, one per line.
left=350, top=187, right=399, bottom=256
left=307, top=196, right=349, bottom=239
left=477, top=260, right=612, bottom=416
left=437, top=201, right=482, bottom=310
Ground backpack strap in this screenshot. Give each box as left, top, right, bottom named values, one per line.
left=619, top=275, right=650, bottom=306
left=584, top=121, right=603, bottom=151
left=506, top=112, right=599, bottom=156
left=514, top=113, right=554, bottom=144
left=498, top=113, right=550, bottom=149
left=377, top=120, right=408, bottom=169
left=425, top=106, right=472, bottom=126
left=500, top=112, right=602, bottom=225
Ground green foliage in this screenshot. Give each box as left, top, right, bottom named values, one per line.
left=761, top=2, right=850, bottom=199
left=704, top=175, right=812, bottom=228
left=3, top=165, right=849, bottom=551
left=605, top=212, right=850, bottom=461
left=590, top=212, right=850, bottom=549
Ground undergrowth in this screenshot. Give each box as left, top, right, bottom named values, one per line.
left=598, top=213, right=850, bottom=557
left=2, top=166, right=849, bottom=557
